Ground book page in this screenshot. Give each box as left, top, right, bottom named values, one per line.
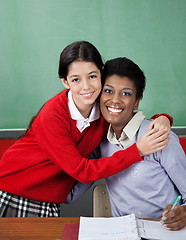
left=78, top=214, right=140, bottom=240
left=138, top=219, right=186, bottom=240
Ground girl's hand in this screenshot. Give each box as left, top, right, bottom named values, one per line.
left=148, top=115, right=171, bottom=132
left=161, top=205, right=186, bottom=231
left=136, top=128, right=170, bottom=156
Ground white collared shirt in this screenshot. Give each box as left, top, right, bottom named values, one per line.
left=107, top=111, right=145, bottom=148
left=68, top=90, right=100, bottom=132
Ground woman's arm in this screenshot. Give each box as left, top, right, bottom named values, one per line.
left=158, top=132, right=186, bottom=230
left=65, top=181, right=93, bottom=204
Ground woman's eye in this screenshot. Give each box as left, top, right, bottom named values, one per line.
left=104, top=88, right=112, bottom=94
left=122, top=92, right=131, bottom=96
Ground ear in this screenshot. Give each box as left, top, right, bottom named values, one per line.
left=61, top=78, right=70, bottom=89
left=134, top=99, right=140, bottom=110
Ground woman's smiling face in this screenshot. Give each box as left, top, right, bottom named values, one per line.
left=100, top=74, right=140, bottom=138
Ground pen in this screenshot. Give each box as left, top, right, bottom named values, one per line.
left=163, top=195, right=181, bottom=224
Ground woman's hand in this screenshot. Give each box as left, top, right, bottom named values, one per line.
left=136, top=128, right=170, bottom=156
left=148, top=115, right=171, bottom=131
left=160, top=205, right=186, bottom=231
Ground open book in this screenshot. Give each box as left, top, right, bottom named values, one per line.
left=78, top=213, right=186, bottom=240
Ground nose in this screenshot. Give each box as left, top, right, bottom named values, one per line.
left=82, top=79, right=90, bottom=90
left=111, top=93, right=120, bottom=104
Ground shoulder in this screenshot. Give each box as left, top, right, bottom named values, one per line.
left=140, top=118, right=152, bottom=127
left=44, top=90, right=68, bottom=111
left=167, top=130, right=181, bottom=148
left=154, top=130, right=183, bottom=164
left=139, top=119, right=181, bottom=151
left=33, top=89, right=71, bottom=127
left=42, top=90, right=69, bottom=115
left=137, top=119, right=152, bottom=139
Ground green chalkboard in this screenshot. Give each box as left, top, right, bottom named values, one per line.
left=0, top=0, right=186, bottom=128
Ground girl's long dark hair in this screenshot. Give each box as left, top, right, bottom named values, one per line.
left=19, top=41, right=104, bottom=139
left=58, top=41, right=104, bottom=79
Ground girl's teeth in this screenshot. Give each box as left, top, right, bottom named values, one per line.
left=83, top=93, right=92, bottom=97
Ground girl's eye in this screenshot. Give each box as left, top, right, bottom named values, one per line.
left=72, top=78, right=79, bottom=83
left=89, top=75, right=97, bottom=80
left=103, top=88, right=112, bottom=94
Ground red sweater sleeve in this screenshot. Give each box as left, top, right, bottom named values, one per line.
left=33, top=98, right=143, bottom=184
left=151, top=113, right=173, bottom=126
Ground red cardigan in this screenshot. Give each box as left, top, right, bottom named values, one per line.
left=0, top=90, right=143, bottom=203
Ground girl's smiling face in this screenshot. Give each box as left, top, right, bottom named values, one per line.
left=100, top=75, right=140, bottom=138
left=62, top=61, right=102, bottom=118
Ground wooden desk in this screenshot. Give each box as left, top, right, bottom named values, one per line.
left=0, top=217, right=79, bottom=240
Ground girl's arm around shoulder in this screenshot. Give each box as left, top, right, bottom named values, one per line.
left=32, top=97, right=143, bottom=183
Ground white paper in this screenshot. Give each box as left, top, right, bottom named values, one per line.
left=78, top=214, right=140, bottom=240
left=138, top=219, right=186, bottom=240
left=78, top=214, right=186, bottom=240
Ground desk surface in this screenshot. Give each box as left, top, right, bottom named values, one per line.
left=0, top=217, right=79, bottom=240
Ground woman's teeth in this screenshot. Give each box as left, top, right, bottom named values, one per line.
left=108, top=107, right=123, bottom=113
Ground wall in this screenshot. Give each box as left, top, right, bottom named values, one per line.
left=0, top=0, right=186, bottom=128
